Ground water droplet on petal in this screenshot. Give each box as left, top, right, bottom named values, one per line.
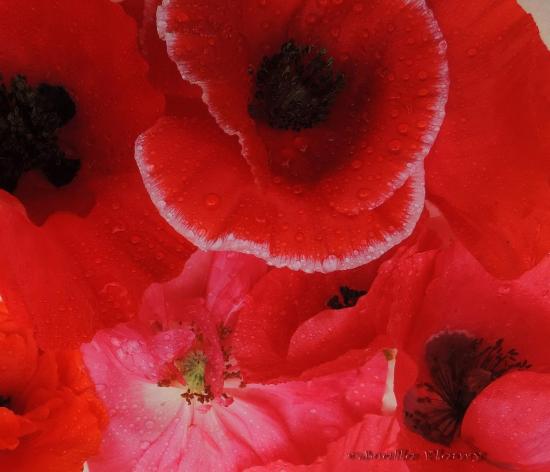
left=357, top=188, right=369, bottom=200
left=204, top=193, right=220, bottom=208
left=388, top=140, right=401, bottom=153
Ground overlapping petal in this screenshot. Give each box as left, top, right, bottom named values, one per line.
left=0, top=0, right=194, bottom=348
left=82, top=250, right=391, bottom=470
left=0, top=301, right=107, bottom=472
left=425, top=0, right=550, bottom=278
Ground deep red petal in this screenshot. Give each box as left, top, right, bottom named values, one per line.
left=144, top=0, right=449, bottom=270
left=137, top=110, right=426, bottom=272
left=387, top=244, right=550, bottom=369
left=231, top=259, right=381, bottom=382
left=0, top=0, right=195, bottom=348
left=425, top=0, right=550, bottom=278
left=462, top=371, right=550, bottom=470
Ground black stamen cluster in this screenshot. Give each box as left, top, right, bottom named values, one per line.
left=327, top=286, right=367, bottom=310
left=0, top=395, right=11, bottom=409
left=248, top=40, right=345, bottom=131
left=0, top=74, right=79, bottom=193
left=404, top=332, right=531, bottom=446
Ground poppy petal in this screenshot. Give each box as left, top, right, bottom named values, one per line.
left=425, top=0, right=550, bottom=278
left=137, top=111, right=426, bottom=272
left=143, top=0, right=448, bottom=271
left=0, top=0, right=195, bottom=348
left=462, top=371, right=550, bottom=470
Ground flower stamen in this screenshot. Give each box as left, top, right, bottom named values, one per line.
left=248, top=40, right=345, bottom=131
left=0, top=74, right=79, bottom=193
left=327, top=286, right=367, bottom=310
left=404, top=332, right=531, bottom=445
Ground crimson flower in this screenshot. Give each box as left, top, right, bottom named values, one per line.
left=365, top=241, right=550, bottom=470
left=0, top=299, right=107, bottom=472
left=0, top=0, right=194, bottom=349
left=82, top=250, right=393, bottom=470
left=135, top=0, right=550, bottom=276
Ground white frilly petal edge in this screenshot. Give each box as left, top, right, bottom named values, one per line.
left=135, top=124, right=426, bottom=273
left=138, top=0, right=439, bottom=273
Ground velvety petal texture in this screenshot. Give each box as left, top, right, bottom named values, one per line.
left=136, top=0, right=449, bottom=272
left=133, top=0, right=550, bottom=278
left=425, top=0, right=550, bottom=278
left=0, top=0, right=194, bottom=348
left=0, top=300, right=107, bottom=472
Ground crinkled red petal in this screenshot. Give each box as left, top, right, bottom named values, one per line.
left=137, top=108, right=426, bottom=272
left=145, top=0, right=448, bottom=270
left=425, top=0, right=550, bottom=278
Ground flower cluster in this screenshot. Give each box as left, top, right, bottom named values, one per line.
left=0, top=0, right=549, bottom=471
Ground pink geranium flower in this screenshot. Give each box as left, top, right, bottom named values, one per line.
left=82, top=251, right=390, bottom=471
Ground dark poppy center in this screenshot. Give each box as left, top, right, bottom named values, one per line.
left=404, top=332, right=531, bottom=446
left=327, top=286, right=367, bottom=310
left=248, top=40, right=345, bottom=132
left=0, top=74, right=80, bottom=193
left=0, top=395, right=11, bottom=409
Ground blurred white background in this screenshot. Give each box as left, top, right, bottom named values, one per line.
left=519, top=0, right=550, bottom=45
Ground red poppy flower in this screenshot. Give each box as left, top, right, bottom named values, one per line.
left=0, top=0, right=194, bottom=349
left=0, top=299, right=107, bottom=472
left=135, top=0, right=550, bottom=276
left=366, top=241, right=550, bottom=470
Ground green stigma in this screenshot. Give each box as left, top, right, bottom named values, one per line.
left=176, top=351, right=207, bottom=394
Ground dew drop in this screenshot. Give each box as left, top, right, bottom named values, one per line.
left=306, top=13, right=317, bottom=24
left=357, top=188, right=369, bottom=200
left=467, top=47, right=478, bottom=57
left=417, top=71, right=428, bottom=80
left=417, top=88, right=429, bottom=97
left=388, top=140, right=401, bottom=153
left=322, top=255, right=339, bottom=272
left=204, top=193, right=220, bottom=208
left=293, top=136, right=309, bottom=153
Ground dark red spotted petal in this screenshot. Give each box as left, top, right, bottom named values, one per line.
left=425, top=0, right=550, bottom=278
left=144, top=0, right=448, bottom=271
left=0, top=0, right=194, bottom=348
left=137, top=109, right=426, bottom=272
